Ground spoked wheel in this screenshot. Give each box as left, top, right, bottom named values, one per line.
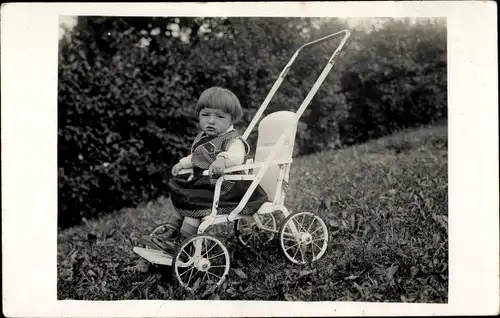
left=279, top=212, right=329, bottom=265
left=234, top=213, right=277, bottom=247
left=173, top=234, right=230, bottom=293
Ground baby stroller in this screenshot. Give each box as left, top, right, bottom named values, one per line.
left=133, top=29, right=351, bottom=292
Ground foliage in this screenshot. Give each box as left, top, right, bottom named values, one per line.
left=57, top=124, right=448, bottom=302
left=335, top=18, right=447, bottom=146
left=58, top=17, right=447, bottom=227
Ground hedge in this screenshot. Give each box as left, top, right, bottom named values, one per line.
left=58, top=17, right=446, bottom=228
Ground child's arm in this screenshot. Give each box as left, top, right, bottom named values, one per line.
left=172, top=155, right=193, bottom=176
left=216, top=139, right=246, bottom=168
left=209, top=139, right=245, bottom=177
left=179, top=154, right=193, bottom=169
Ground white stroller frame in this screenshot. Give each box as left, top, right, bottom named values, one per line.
left=134, top=29, right=351, bottom=292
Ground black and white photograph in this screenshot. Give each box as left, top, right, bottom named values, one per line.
left=56, top=14, right=450, bottom=302
left=2, top=2, right=498, bottom=317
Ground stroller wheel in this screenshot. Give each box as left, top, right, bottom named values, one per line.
left=173, top=234, right=231, bottom=293
left=279, top=212, right=329, bottom=265
left=234, top=213, right=277, bottom=247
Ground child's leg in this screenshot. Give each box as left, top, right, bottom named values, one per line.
left=179, top=217, right=201, bottom=238
left=165, top=209, right=184, bottom=231
left=155, top=217, right=200, bottom=255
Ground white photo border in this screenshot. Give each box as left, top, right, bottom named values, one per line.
left=2, top=1, right=498, bottom=317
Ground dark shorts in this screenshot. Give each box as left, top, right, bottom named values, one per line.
left=168, top=174, right=269, bottom=218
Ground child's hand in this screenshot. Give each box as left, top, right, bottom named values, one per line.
left=171, top=162, right=183, bottom=176
left=209, top=157, right=226, bottom=178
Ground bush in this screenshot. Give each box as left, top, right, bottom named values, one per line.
left=58, top=17, right=447, bottom=228
left=304, top=18, right=447, bottom=148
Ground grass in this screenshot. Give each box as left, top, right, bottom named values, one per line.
left=57, top=123, right=448, bottom=302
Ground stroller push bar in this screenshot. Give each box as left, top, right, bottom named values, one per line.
left=242, top=29, right=351, bottom=141
left=228, top=29, right=351, bottom=221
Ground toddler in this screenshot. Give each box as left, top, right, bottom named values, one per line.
left=141, top=87, right=268, bottom=254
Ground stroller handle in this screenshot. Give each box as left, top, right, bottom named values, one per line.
left=298, top=29, right=352, bottom=50
left=242, top=29, right=351, bottom=141
left=228, top=29, right=351, bottom=221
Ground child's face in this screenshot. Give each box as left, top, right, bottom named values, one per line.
left=199, top=108, right=233, bottom=136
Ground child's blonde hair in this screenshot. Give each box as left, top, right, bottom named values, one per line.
left=195, top=87, right=243, bottom=123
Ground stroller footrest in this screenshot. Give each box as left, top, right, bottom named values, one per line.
left=133, top=246, right=173, bottom=266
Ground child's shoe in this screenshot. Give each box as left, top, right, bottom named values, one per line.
left=161, top=232, right=190, bottom=256
left=140, top=236, right=171, bottom=251
left=140, top=224, right=178, bottom=251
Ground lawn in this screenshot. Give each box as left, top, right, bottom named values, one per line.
left=57, top=123, right=448, bottom=302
